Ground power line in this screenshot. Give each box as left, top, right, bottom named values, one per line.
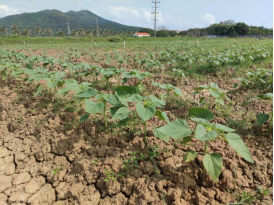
left=152, top=1, right=160, bottom=37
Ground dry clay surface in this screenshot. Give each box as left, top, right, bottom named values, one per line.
left=0, top=83, right=273, bottom=205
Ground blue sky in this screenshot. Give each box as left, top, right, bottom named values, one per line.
left=0, top=0, right=273, bottom=30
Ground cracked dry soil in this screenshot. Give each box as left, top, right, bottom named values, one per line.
left=0, top=81, right=273, bottom=205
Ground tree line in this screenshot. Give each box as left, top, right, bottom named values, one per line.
left=140, top=20, right=273, bottom=37
left=1, top=21, right=272, bottom=38
left=0, top=24, right=136, bottom=37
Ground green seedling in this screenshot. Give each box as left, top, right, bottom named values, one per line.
left=52, top=166, right=64, bottom=175
left=193, top=83, right=230, bottom=111
left=154, top=107, right=253, bottom=182
left=238, top=69, right=273, bottom=92
left=152, top=82, right=182, bottom=105
left=113, top=86, right=169, bottom=144
left=172, top=68, right=185, bottom=85
left=229, top=187, right=271, bottom=205
left=243, top=93, right=273, bottom=129
left=121, top=70, right=153, bottom=93
left=104, top=169, right=125, bottom=182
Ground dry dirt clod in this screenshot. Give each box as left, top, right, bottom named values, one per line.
left=12, top=172, right=31, bottom=185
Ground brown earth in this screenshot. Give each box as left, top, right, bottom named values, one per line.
left=0, top=76, right=273, bottom=205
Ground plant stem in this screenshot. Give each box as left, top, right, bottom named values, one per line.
left=144, top=121, right=147, bottom=146
left=269, top=111, right=273, bottom=132
left=103, top=101, right=108, bottom=133
left=203, top=140, right=209, bottom=178
left=167, top=90, right=170, bottom=105
left=204, top=141, right=208, bottom=155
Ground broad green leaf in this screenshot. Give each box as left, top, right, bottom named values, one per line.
left=174, top=87, right=183, bottom=96
left=152, top=82, right=167, bottom=89
left=103, top=94, right=120, bottom=106
left=117, top=118, right=129, bottom=127
left=110, top=105, right=124, bottom=116
left=153, top=128, right=169, bottom=143
left=214, top=123, right=235, bottom=133
left=195, top=124, right=218, bottom=141
left=34, top=85, right=44, bottom=97
left=84, top=100, right=104, bottom=114
left=225, top=133, right=253, bottom=163
left=209, top=89, right=220, bottom=99
left=79, top=114, right=89, bottom=123
left=180, top=136, right=193, bottom=145
left=256, top=113, right=270, bottom=126
left=203, top=153, right=223, bottom=182
left=188, top=107, right=214, bottom=121
left=190, top=118, right=211, bottom=126
left=157, top=120, right=192, bottom=139
left=112, top=107, right=130, bottom=121
left=136, top=102, right=156, bottom=122
left=115, top=86, right=141, bottom=102
left=155, top=110, right=170, bottom=123
left=148, top=95, right=166, bottom=107
left=183, top=151, right=197, bottom=162
left=75, top=89, right=98, bottom=98
left=46, top=78, right=54, bottom=88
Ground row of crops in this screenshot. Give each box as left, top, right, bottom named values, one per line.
left=0, top=39, right=272, bottom=183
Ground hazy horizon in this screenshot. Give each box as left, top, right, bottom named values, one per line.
left=0, top=0, right=273, bottom=30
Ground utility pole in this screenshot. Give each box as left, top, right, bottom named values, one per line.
left=66, top=22, right=70, bottom=36
left=152, top=1, right=160, bottom=37
left=96, top=18, right=99, bottom=37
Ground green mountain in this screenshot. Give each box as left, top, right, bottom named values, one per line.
left=0, top=9, right=141, bottom=34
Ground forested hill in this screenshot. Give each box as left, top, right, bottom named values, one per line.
left=0, top=9, right=141, bottom=33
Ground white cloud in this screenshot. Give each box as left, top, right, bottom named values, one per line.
left=0, top=5, right=19, bottom=17
left=91, top=6, right=204, bottom=30
left=201, top=13, right=216, bottom=26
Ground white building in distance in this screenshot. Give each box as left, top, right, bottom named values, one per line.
left=133, top=32, right=151, bottom=37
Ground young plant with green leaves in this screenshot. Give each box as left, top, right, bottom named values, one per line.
left=152, top=82, right=183, bottom=105
left=243, top=93, right=273, bottom=128
left=154, top=107, right=253, bottom=182
left=193, top=82, right=230, bottom=108
left=171, top=68, right=185, bottom=85
left=238, top=69, right=273, bottom=92
left=121, top=70, right=153, bottom=94
left=99, top=67, right=125, bottom=88
left=111, top=86, right=169, bottom=144
left=83, top=92, right=122, bottom=132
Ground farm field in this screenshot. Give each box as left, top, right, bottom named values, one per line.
left=0, top=38, right=273, bottom=205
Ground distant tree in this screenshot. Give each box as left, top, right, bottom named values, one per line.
left=206, top=23, right=219, bottom=35
left=169, top=31, right=178, bottom=37
left=78, top=28, right=86, bottom=36
left=11, top=25, right=21, bottom=36
left=178, top=31, right=188, bottom=36
left=44, top=28, right=53, bottom=37
left=21, top=29, right=31, bottom=37
left=156, top=30, right=169, bottom=37
left=92, top=29, right=97, bottom=36
left=58, top=31, right=65, bottom=37
left=215, top=25, right=230, bottom=36
left=188, top=28, right=201, bottom=37
left=35, top=27, right=42, bottom=36
left=235, top=23, right=249, bottom=35
left=228, top=26, right=238, bottom=38
left=223, top=20, right=236, bottom=26
left=0, top=26, right=8, bottom=36
left=200, top=28, right=208, bottom=36
left=86, top=30, right=92, bottom=36
left=138, top=28, right=154, bottom=36
left=71, top=30, right=79, bottom=37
